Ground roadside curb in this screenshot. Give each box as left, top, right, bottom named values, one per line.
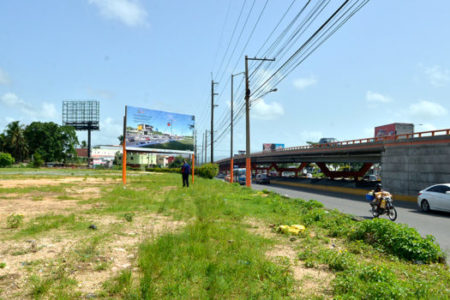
left=270, top=180, right=417, bottom=203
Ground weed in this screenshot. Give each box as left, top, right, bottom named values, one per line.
left=0, top=262, right=5, bottom=268
left=103, top=269, right=133, bottom=296
left=29, top=274, right=53, bottom=299
left=6, top=214, right=24, bottom=229
left=124, top=212, right=134, bottom=222
left=350, top=218, right=444, bottom=263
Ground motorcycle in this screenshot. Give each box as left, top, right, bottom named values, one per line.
left=367, top=191, right=398, bottom=221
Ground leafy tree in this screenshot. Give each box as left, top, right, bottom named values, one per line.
left=0, top=133, right=5, bottom=152
left=4, top=121, right=28, bottom=162
left=24, top=122, right=78, bottom=163
left=80, top=140, right=87, bottom=149
left=118, top=135, right=124, bottom=145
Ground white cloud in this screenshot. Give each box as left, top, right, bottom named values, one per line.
left=89, top=0, right=148, bottom=27
left=0, top=92, right=58, bottom=121
left=409, top=100, right=447, bottom=121
left=0, top=68, right=11, bottom=85
left=366, top=91, right=392, bottom=103
left=425, top=65, right=450, bottom=87
left=251, top=98, right=284, bottom=120
left=293, top=76, right=317, bottom=90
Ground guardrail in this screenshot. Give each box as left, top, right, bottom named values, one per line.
left=225, top=128, right=450, bottom=161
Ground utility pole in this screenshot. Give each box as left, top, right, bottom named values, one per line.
left=194, top=129, right=197, bottom=166
left=200, top=133, right=203, bottom=165
left=244, top=56, right=275, bottom=187
left=211, top=80, right=218, bottom=163
left=204, top=130, right=208, bottom=164
left=230, top=72, right=244, bottom=183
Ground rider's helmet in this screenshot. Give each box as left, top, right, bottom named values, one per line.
left=375, top=183, right=382, bottom=192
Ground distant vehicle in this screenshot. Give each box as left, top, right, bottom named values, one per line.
left=216, top=173, right=225, bottom=179
left=417, top=184, right=450, bottom=213
left=318, top=138, right=337, bottom=144
left=254, top=174, right=270, bottom=184
left=238, top=175, right=246, bottom=185
left=363, top=175, right=379, bottom=182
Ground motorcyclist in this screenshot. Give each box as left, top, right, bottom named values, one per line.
left=370, top=183, right=383, bottom=210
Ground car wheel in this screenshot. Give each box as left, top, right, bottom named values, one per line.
left=421, top=200, right=430, bottom=212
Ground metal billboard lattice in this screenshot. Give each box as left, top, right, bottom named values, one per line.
left=62, top=100, right=100, bottom=130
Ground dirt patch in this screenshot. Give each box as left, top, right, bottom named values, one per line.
left=0, top=197, right=92, bottom=221
left=0, top=177, right=118, bottom=189
left=73, top=213, right=186, bottom=295
left=161, top=186, right=177, bottom=192
left=246, top=218, right=334, bottom=298
left=65, top=187, right=102, bottom=200
left=0, top=213, right=186, bottom=299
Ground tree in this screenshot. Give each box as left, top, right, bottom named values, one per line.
left=80, top=140, right=87, bottom=149
left=24, top=122, right=78, bottom=163
left=4, top=121, right=28, bottom=162
left=0, top=152, right=14, bottom=167
left=118, top=135, right=124, bottom=145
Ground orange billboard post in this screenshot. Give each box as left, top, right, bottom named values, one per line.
left=230, top=158, right=234, bottom=183
left=122, top=110, right=127, bottom=185
left=191, top=154, right=195, bottom=184
left=246, top=157, right=251, bottom=187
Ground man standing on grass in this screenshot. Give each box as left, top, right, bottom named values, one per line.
left=181, top=159, right=191, bottom=187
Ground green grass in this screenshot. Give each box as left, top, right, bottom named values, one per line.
left=1, top=169, right=449, bottom=299
left=14, top=214, right=88, bottom=238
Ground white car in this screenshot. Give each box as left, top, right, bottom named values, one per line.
left=417, top=183, right=450, bottom=213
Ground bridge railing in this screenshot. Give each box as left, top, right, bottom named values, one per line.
left=241, top=128, right=450, bottom=158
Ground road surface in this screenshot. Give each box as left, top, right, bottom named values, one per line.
left=251, top=182, right=450, bottom=257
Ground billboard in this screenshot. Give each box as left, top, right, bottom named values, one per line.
left=125, top=106, right=195, bottom=152
left=374, top=123, right=413, bottom=138
left=263, top=143, right=285, bottom=152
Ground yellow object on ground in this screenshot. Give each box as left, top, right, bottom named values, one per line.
left=278, top=224, right=306, bottom=235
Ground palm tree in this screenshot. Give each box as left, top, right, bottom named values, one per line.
left=4, top=121, right=28, bottom=162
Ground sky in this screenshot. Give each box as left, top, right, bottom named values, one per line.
left=1, top=0, right=450, bottom=160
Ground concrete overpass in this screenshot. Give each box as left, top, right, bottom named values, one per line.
left=216, top=129, right=450, bottom=197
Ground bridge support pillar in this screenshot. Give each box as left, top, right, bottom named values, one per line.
left=316, top=162, right=372, bottom=180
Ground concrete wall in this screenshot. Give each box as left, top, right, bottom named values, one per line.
left=381, top=142, right=450, bottom=196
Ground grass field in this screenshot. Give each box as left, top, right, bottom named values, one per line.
left=0, top=168, right=449, bottom=299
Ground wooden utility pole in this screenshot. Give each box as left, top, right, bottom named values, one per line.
left=244, top=56, right=275, bottom=187
left=211, top=80, right=218, bottom=163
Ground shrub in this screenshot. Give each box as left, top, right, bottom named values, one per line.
left=350, top=218, right=444, bottom=263
left=31, top=153, right=44, bottom=168
left=123, top=213, right=134, bottom=222
left=7, top=214, right=24, bottom=229
left=146, top=167, right=180, bottom=174
left=0, top=152, right=14, bottom=168
left=196, top=163, right=218, bottom=179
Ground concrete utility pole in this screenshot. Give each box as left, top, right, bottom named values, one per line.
left=194, top=129, right=197, bottom=166
left=204, top=130, right=208, bottom=164
left=230, top=72, right=244, bottom=183
left=211, top=80, right=218, bottom=163
left=244, top=55, right=275, bottom=187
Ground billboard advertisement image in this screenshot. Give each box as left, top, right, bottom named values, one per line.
left=126, top=106, right=195, bottom=152
left=263, top=143, right=285, bottom=152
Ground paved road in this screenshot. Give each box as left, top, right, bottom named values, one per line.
left=251, top=183, right=450, bottom=257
